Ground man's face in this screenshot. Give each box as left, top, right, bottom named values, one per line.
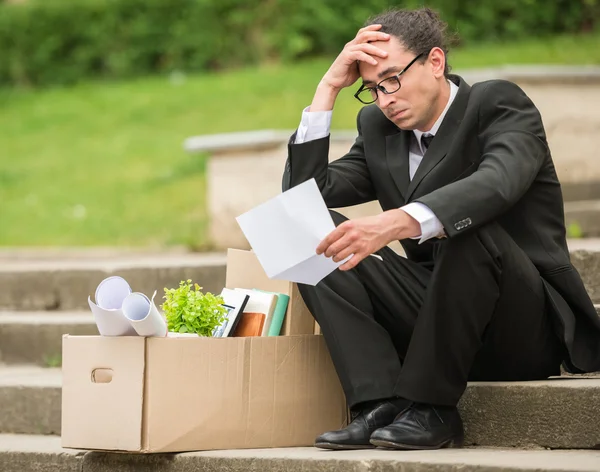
left=358, top=37, right=444, bottom=131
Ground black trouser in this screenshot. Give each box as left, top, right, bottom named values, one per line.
left=299, top=212, right=565, bottom=408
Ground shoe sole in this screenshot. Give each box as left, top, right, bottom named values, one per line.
left=314, top=442, right=376, bottom=450
left=370, top=437, right=464, bottom=451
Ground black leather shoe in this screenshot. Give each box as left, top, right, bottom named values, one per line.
left=314, top=398, right=410, bottom=450
left=370, top=403, right=464, bottom=450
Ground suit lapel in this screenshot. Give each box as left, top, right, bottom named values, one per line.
left=385, top=130, right=412, bottom=200
left=404, top=76, right=471, bottom=202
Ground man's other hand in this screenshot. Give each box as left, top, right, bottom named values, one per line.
left=316, top=209, right=421, bottom=271
left=320, top=24, right=391, bottom=91
left=309, top=24, right=390, bottom=112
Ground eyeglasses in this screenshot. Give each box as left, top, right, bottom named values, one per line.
left=354, top=50, right=429, bottom=104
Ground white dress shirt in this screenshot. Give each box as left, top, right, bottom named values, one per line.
left=294, top=80, right=459, bottom=243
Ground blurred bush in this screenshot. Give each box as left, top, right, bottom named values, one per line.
left=0, top=0, right=598, bottom=87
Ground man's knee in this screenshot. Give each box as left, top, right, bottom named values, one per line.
left=435, top=223, right=505, bottom=265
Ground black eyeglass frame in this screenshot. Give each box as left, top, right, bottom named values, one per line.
left=353, top=50, right=430, bottom=104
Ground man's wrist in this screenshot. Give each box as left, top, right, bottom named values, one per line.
left=382, top=209, right=421, bottom=242
left=310, top=80, right=341, bottom=112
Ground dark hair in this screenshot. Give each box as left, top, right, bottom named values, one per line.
left=364, top=7, right=453, bottom=77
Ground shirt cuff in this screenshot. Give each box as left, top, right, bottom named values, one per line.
left=294, top=106, right=333, bottom=144
left=401, top=202, right=445, bottom=244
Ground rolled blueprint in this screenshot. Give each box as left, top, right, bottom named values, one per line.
left=88, top=276, right=137, bottom=336
left=122, top=290, right=168, bottom=337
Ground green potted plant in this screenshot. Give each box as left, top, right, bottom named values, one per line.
left=161, top=280, right=227, bottom=337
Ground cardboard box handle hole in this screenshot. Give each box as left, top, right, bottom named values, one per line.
left=91, top=368, right=113, bottom=383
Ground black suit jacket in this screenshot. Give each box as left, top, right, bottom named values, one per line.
left=283, top=75, right=600, bottom=373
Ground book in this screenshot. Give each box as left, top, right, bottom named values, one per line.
left=232, top=312, right=265, bottom=337
left=212, top=288, right=249, bottom=337
left=233, top=288, right=278, bottom=336
left=254, top=289, right=289, bottom=336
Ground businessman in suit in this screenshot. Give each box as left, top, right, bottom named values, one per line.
left=282, top=8, right=600, bottom=451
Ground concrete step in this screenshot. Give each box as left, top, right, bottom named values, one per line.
left=0, top=367, right=61, bottom=436
left=1, top=244, right=600, bottom=311
left=1, top=435, right=600, bottom=472
left=0, top=252, right=227, bottom=311
left=0, top=312, right=97, bottom=366
left=562, top=181, right=600, bottom=202
left=2, top=305, right=598, bottom=368
left=0, top=434, right=83, bottom=472
left=568, top=240, right=600, bottom=303
left=565, top=201, right=600, bottom=237
left=0, top=366, right=599, bottom=449
left=460, top=377, right=600, bottom=449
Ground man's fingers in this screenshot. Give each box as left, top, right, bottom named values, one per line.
left=318, top=221, right=356, bottom=257
left=343, top=44, right=389, bottom=67
left=352, top=43, right=389, bottom=58
left=326, top=224, right=361, bottom=260
left=325, top=233, right=355, bottom=259
left=316, top=228, right=344, bottom=255
left=332, top=245, right=355, bottom=263
left=357, top=30, right=390, bottom=44
left=350, top=30, right=389, bottom=47
left=356, top=24, right=382, bottom=36
left=350, top=51, right=378, bottom=66
left=339, top=254, right=364, bottom=271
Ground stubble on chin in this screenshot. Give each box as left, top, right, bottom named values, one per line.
left=390, top=115, right=417, bottom=131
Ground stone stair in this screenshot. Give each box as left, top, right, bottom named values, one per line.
left=1, top=365, right=599, bottom=448
left=0, top=252, right=227, bottom=311
left=1, top=245, right=600, bottom=471
left=0, top=313, right=96, bottom=366
left=1, top=436, right=600, bottom=472
left=565, top=200, right=600, bottom=238
left=0, top=366, right=61, bottom=436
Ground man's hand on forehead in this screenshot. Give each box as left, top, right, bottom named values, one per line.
left=309, top=24, right=390, bottom=111
left=319, top=24, right=390, bottom=91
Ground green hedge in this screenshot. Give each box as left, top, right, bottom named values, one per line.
left=1, top=0, right=598, bottom=87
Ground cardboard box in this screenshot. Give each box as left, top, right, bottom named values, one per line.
left=61, top=249, right=346, bottom=453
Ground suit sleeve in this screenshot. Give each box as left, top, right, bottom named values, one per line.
left=415, top=81, right=549, bottom=238
left=282, top=107, right=376, bottom=208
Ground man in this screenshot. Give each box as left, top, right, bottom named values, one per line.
left=282, top=8, right=600, bottom=451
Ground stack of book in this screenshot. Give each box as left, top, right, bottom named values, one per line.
left=212, top=287, right=289, bottom=338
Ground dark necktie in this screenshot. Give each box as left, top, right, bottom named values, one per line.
left=421, top=133, right=434, bottom=153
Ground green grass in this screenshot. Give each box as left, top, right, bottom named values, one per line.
left=1, top=32, right=599, bottom=247
left=449, top=31, right=600, bottom=69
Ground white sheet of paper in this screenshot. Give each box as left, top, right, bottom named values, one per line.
left=122, top=291, right=168, bottom=337
left=236, top=178, right=350, bottom=286
left=88, top=276, right=137, bottom=336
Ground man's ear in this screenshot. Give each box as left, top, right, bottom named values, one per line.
left=429, top=47, right=446, bottom=78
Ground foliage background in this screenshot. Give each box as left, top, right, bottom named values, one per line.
left=1, top=0, right=599, bottom=247
left=1, top=0, right=599, bottom=87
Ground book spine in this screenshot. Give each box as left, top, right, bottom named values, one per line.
left=267, top=294, right=290, bottom=336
